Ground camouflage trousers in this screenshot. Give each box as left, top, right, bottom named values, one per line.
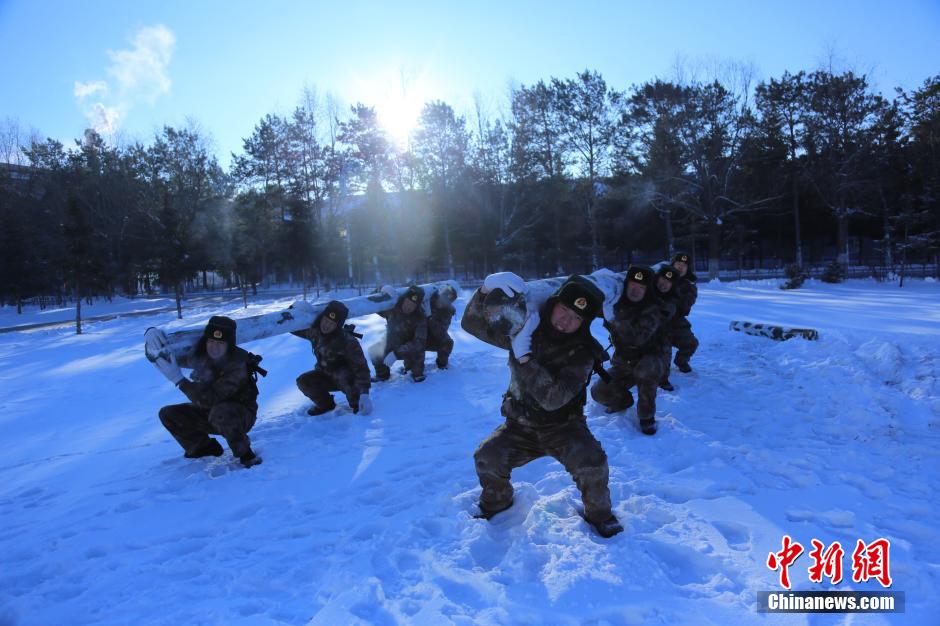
left=369, top=339, right=425, bottom=379
left=159, top=401, right=257, bottom=457
left=426, top=331, right=454, bottom=367
left=590, top=354, right=664, bottom=420
left=664, top=321, right=699, bottom=378
left=296, top=368, right=361, bottom=409
left=473, top=417, right=613, bottom=523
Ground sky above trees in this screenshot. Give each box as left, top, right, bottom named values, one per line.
left=1, top=0, right=939, bottom=164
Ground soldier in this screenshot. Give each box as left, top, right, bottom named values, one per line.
left=462, top=272, right=623, bottom=538
left=668, top=252, right=699, bottom=374
left=426, top=284, right=457, bottom=369
left=292, top=300, right=372, bottom=416
left=154, top=316, right=264, bottom=468
left=369, top=284, right=428, bottom=383
left=653, top=265, right=680, bottom=392
left=590, top=266, right=671, bottom=435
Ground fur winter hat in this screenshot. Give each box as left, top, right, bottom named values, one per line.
left=657, top=264, right=679, bottom=283
left=672, top=252, right=691, bottom=265
left=625, top=266, right=655, bottom=289
left=435, top=284, right=457, bottom=304
left=319, top=300, right=348, bottom=327
left=204, top=316, right=237, bottom=348
left=552, top=275, right=604, bottom=320
left=400, top=285, right=425, bottom=307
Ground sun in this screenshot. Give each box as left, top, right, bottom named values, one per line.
left=356, top=67, right=429, bottom=148
left=376, top=92, right=422, bottom=147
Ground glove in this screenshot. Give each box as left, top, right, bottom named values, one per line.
left=483, top=272, right=525, bottom=297
left=144, top=327, right=169, bottom=362
left=154, top=354, right=183, bottom=384
left=358, top=395, right=373, bottom=416
left=383, top=351, right=397, bottom=367
left=511, top=312, right=540, bottom=362
left=380, top=284, right=397, bottom=299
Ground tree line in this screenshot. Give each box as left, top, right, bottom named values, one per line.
left=1, top=67, right=938, bottom=319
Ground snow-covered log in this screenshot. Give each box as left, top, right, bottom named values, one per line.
left=729, top=320, right=819, bottom=341
left=480, top=269, right=627, bottom=336
left=144, top=281, right=460, bottom=368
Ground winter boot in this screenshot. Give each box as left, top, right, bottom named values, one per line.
left=411, top=372, right=426, bottom=383
left=371, top=364, right=391, bottom=383
left=639, top=417, right=657, bottom=436
left=603, top=391, right=634, bottom=413
left=184, top=438, right=224, bottom=459
left=307, top=396, right=336, bottom=416
left=586, top=514, right=624, bottom=538
left=659, top=379, right=675, bottom=392
left=674, top=355, right=692, bottom=374
left=474, top=500, right=513, bottom=520
left=436, top=355, right=449, bottom=369
left=239, top=448, right=263, bottom=468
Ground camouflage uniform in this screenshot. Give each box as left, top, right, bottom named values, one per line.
left=462, top=287, right=615, bottom=524
left=668, top=271, right=699, bottom=372
left=369, top=287, right=428, bottom=380
left=590, top=277, right=672, bottom=430
left=426, top=288, right=457, bottom=368
left=292, top=319, right=371, bottom=413
left=159, top=346, right=260, bottom=459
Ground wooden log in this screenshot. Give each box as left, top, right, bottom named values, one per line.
left=729, top=320, right=819, bottom=341
left=144, top=281, right=460, bottom=368
left=473, top=269, right=628, bottom=336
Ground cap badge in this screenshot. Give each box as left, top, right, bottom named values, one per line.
left=574, top=297, right=588, bottom=310
left=634, top=272, right=643, bottom=280
left=329, top=312, right=336, bottom=319
left=212, top=330, right=223, bottom=339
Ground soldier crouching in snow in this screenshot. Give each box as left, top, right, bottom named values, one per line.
left=292, top=300, right=373, bottom=416
left=667, top=251, right=699, bottom=375
left=369, top=284, right=429, bottom=383
left=591, top=266, right=671, bottom=435
left=462, top=272, right=623, bottom=538
left=426, top=284, right=458, bottom=369
left=154, top=316, right=264, bottom=468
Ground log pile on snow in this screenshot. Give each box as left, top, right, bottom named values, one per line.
left=729, top=320, right=819, bottom=341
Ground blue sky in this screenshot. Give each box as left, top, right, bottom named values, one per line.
left=1, top=0, right=938, bottom=165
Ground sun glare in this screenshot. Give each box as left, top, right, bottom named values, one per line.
left=357, top=67, right=429, bottom=147
left=376, top=93, right=422, bottom=147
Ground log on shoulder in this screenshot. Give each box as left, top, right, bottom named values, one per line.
left=144, top=280, right=460, bottom=368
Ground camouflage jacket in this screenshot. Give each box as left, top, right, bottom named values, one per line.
left=428, top=296, right=456, bottom=341
left=673, top=272, right=698, bottom=320
left=605, top=296, right=672, bottom=363
left=291, top=325, right=371, bottom=394
left=178, top=346, right=259, bottom=411
left=462, top=289, right=608, bottom=427
left=379, top=304, right=428, bottom=355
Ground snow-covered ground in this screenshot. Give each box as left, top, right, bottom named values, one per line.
left=0, top=296, right=177, bottom=327
left=0, top=278, right=937, bottom=625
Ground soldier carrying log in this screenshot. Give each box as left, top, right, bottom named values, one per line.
left=292, top=300, right=373, bottom=416
left=426, top=284, right=458, bottom=370
left=462, top=272, right=623, bottom=538
left=369, top=284, right=429, bottom=383
left=666, top=252, right=699, bottom=376
left=153, top=316, right=265, bottom=468
left=590, top=266, right=672, bottom=435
